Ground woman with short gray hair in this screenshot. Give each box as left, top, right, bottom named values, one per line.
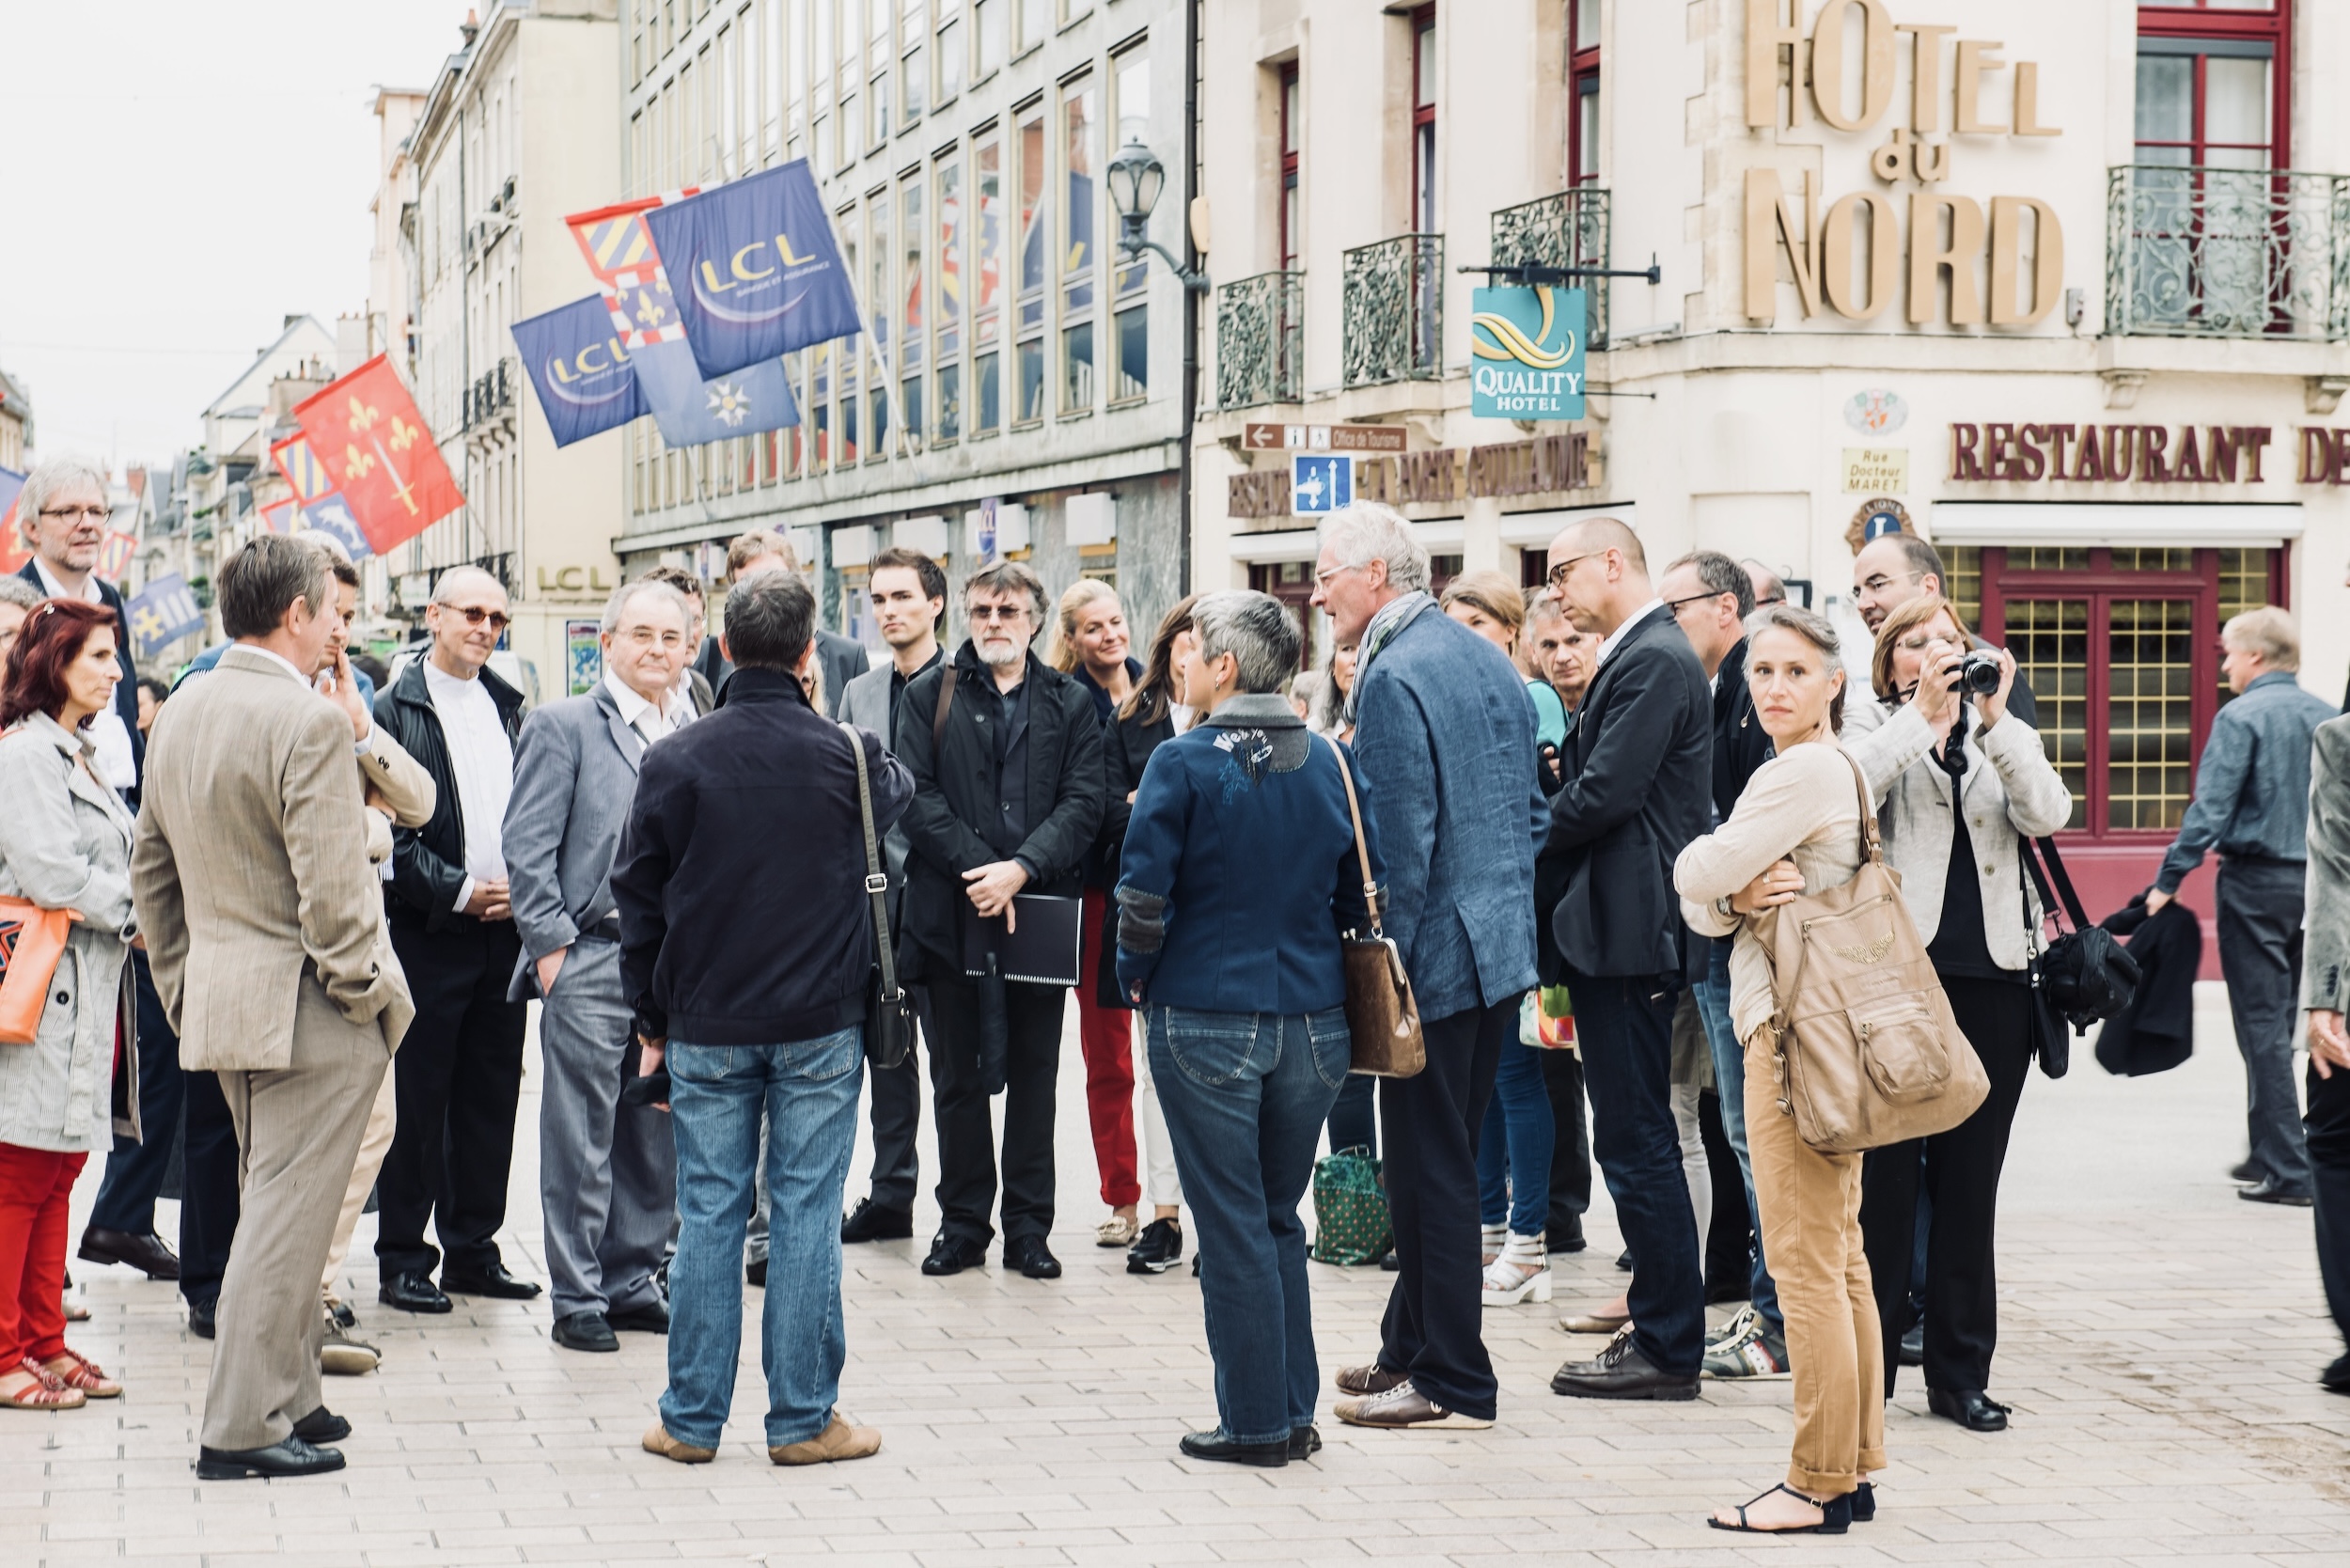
left=1115, top=589, right=1385, bottom=1466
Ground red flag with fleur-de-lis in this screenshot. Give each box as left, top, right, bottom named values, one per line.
left=291, top=354, right=464, bottom=555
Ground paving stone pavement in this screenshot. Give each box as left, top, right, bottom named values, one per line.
left=13, top=981, right=2350, bottom=1566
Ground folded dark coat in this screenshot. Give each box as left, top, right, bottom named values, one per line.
left=2092, top=894, right=2201, bottom=1077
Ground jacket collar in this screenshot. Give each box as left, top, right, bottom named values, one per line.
left=952, top=639, right=1050, bottom=689
left=719, top=666, right=814, bottom=709
left=388, top=649, right=525, bottom=716
left=217, top=643, right=312, bottom=685
left=1201, top=692, right=1306, bottom=729
left=21, top=711, right=133, bottom=830
left=590, top=679, right=648, bottom=772
left=2243, top=669, right=2299, bottom=698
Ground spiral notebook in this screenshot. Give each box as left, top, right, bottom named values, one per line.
left=958, top=894, right=1085, bottom=986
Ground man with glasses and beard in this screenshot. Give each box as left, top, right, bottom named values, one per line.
left=370, top=568, right=540, bottom=1315
left=895, top=561, right=1104, bottom=1282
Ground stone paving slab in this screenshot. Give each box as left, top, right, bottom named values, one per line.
left=11, top=983, right=2348, bottom=1566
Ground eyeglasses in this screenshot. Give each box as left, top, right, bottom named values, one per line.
left=38, top=506, right=109, bottom=524
left=1753, top=593, right=1787, bottom=607
left=1854, top=571, right=1922, bottom=598
left=1312, top=561, right=1363, bottom=591
left=967, top=604, right=1030, bottom=623
left=441, top=604, right=511, bottom=632
left=1546, top=551, right=1603, bottom=590
left=1663, top=590, right=1729, bottom=617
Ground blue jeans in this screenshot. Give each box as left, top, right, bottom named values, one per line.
left=1692, top=936, right=1782, bottom=1332
left=1475, top=1041, right=1556, bottom=1235
left=1326, top=1073, right=1378, bottom=1158
left=661, top=1027, right=863, bottom=1449
left=1147, top=1004, right=1351, bottom=1444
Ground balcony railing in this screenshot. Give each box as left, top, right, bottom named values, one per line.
left=1490, top=188, right=1613, bottom=349
left=1342, top=233, right=1444, bottom=387
left=2106, top=165, right=2350, bottom=341
left=1215, top=270, right=1306, bottom=410
left=462, top=358, right=516, bottom=429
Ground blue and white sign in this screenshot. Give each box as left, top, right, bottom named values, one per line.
left=1292, top=454, right=1353, bottom=517
left=1470, top=285, right=1586, bottom=421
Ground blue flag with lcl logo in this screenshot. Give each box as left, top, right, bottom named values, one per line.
left=642, top=161, right=865, bottom=381
left=632, top=337, right=800, bottom=448
left=512, top=295, right=647, bottom=447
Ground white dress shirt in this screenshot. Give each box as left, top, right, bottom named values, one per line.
left=424, top=658, right=515, bottom=912
left=1595, top=597, right=1666, bottom=668
left=33, top=558, right=138, bottom=792
left=605, top=668, right=684, bottom=750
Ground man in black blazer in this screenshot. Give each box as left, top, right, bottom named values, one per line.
left=1538, top=517, right=1714, bottom=1401
left=691, top=530, right=870, bottom=714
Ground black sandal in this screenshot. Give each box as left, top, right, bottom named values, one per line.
left=1707, top=1483, right=1853, bottom=1534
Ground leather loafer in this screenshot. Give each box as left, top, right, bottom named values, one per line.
left=1927, top=1387, right=2011, bottom=1432
left=379, top=1272, right=452, bottom=1314
left=2238, top=1177, right=2314, bottom=1207
left=1334, top=1379, right=1494, bottom=1430
left=79, top=1227, right=180, bottom=1280
left=187, top=1296, right=217, bottom=1340
left=553, top=1311, right=619, bottom=1353
left=1179, top=1429, right=1288, bottom=1466
left=1899, top=1323, right=1924, bottom=1367
left=1551, top=1328, right=1700, bottom=1401
left=840, top=1198, right=915, bottom=1243
left=440, top=1262, right=543, bottom=1299
left=1333, top=1363, right=1408, bottom=1398
left=1005, top=1235, right=1062, bottom=1279
left=921, top=1235, right=987, bottom=1276
left=2321, top=1354, right=2350, bottom=1393
left=196, top=1435, right=345, bottom=1481
left=1289, top=1423, right=1323, bottom=1460
left=291, top=1406, right=352, bottom=1444
left=607, top=1301, right=670, bottom=1334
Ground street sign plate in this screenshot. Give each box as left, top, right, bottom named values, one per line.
left=1292, top=454, right=1353, bottom=517
left=1245, top=422, right=1407, bottom=454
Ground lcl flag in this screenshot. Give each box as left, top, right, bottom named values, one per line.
left=271, top=432, right=373, bottom=560
left=511, top=296, right=647, bottom=447
left=642, top=161, right=864, bottom=381
left=292, top=356, right=464, bottom=556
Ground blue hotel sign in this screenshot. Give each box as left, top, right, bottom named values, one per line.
left=1469, top=286, right=1586, bottom=421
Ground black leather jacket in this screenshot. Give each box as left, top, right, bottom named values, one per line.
left=373, top=654, right=525, bottom=933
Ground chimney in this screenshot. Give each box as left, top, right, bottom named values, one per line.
left=460, top=8, right=479, bottom=46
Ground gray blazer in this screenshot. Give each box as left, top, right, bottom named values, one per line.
left=502, top=680, right=650, bottom=1001
left=2301, top=715, right=2350, bottom=1011
left=837, top=660, right=912, bottom=927
left=0, top=713, right=139, bottom=1152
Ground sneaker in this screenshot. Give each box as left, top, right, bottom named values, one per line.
left=1701, top=1310, right=1791, bottom=1381
left=1704, top=1303, right=1758, bottom=1355
left=1127, top=1217, right=1184, bottom=1275
left=1480, top=1232, right=1552, bottom=1307
left=321, top=1313, right=382, bottom=1376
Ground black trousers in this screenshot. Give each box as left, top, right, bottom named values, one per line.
left=1377, top=996, right=1511, bottom=1420
left=2217, top=859, right=2311, bottom=1191
left=924, top=971, right=1064, bottom=1247
left=1700, top=1088, right=1751, bottom=1295
left=1541, top=1044, right=1591, bottom=1238
left=178, top=1066, right=242, bottom=1309
left=1859, top=975, right=2033, bottom=1397
left=376, top=916, right=528, bottom=1279
left=862, top=986, right=932, bottom=1213
left=88, top=954, right=185, bottom=1236
left=2310, top=1058, right=2350, bottom=1357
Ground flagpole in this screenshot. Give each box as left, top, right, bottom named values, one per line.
left=820, top=201, right=918, bottom=472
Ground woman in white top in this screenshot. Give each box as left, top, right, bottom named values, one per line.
left=1673, top=604, right=1878, bottom=1535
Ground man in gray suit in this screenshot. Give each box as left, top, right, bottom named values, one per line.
left=691, top=529, right=870, bottom=714
left=2294, top=713, right=2350, bottom=1391
left=504, top=580, right=694, bottom=1353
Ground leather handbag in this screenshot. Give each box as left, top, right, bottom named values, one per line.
left=0, top=896, right=79, bottom=1046
left=2022, top=834, right=2139, bottom=1071
left=841, top=723, right=915, bottom=1070
left=1323, top=737, right=1424, bottom=1078
left=1758, top=751, right=1989, bottom=1154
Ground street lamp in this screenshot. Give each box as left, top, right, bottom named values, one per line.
left=1107, top=138, right=1209, bottom=292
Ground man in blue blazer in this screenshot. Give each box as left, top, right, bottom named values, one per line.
left=1540, top=516, right=1714, bottom=1401
left=1314, top=503, right=1547, bottom=1434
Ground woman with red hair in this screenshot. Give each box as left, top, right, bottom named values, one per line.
left=0, top=597, right=138, bottom=1409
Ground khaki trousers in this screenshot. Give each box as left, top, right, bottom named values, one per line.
left=321, top=1060, right=398, bottom=1296
left=1743, top=1029, right=1885, bottom=1497
left=203, top=978, right=385, bottom=1451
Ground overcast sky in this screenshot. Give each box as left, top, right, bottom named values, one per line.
left=0, top=0, right=481, bottom=474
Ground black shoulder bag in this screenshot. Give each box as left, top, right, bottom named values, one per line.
left=2021, top=834, right=2141, bottom=1079
left=843, top=722, right=915, bottom=1069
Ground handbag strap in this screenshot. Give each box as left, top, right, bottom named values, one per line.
left=1837, top=747, right=1884, bottom=867
left=1320, top=735, right=1383, bottom=939
left=839, top=722, right=903, bottom=1003
left=2024, top=834, right=2090, bottom=933
left=931, top=666, right=957, bottom=751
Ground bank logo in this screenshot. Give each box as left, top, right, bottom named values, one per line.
left=1470, top=286, right=1586, bottom=421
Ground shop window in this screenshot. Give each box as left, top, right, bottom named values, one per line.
left=1569, top=0, right=1599, bottom=187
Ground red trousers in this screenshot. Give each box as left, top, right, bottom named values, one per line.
left=0, top=1143, right=86, bottom=1368
left=1076, top=887, right=1140, bottom=1208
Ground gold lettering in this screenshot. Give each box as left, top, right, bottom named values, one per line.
left=551, top=355, right=578, bottom=384
left=556, top=566, right=585, bottom=590
left=698, top=258, right=738, bottom=293
left=1988, top=195, right=2063, bottom=324
left=731, top=242, right=776, bottom=280
left=1747, top=0, right=1804, bottom=129
left=1823, top=191, right=1900, bottom=320
left=1953, top=40, right=2004, bottom=135
left=2011, top=61, right=2060, bottom=135
left=1897, top=24, right=1954, bottom=133
left=577, top=343, right=609, bottom=374
left=1746, top=166, right=1823, bottom=321
left=1810, top=0, right=1896, bottom=133
left=1909, top=192, right=1985, bottom=325
left=775, top=231, right=819, bottom=267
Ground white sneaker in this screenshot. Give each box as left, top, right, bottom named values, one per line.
left=1705, top=1301, right=1758, bottom=1355
left=1480, top=1232, right=1553, bottom=1307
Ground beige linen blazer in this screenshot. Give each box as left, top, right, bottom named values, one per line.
left=133, top=646, right=413, bottom=1071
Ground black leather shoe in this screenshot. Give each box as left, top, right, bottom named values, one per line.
left=187, top=1296, right=217, bottom=1340
left=379, top=1272, right=452, bottom=1314
left=440, top=1262, right=543, bottom=1299
left=1551, top=1329, right=1700, bottom=1401
left=921, top=1235, right=987, bottom=1277
left=841, top=1198, right=916, bottom=1243
left=196, top=1435, right=345, bottom=1480
left=2230, top=1159, right=2261, bottom=1184
left=607, top=1301, right=670, bottom=1334
left=1546, top=1219, right=1588, bottom=1255
left=292, top=1406, right=352, bottom=1444
left=1899, top=1323, right=1924, bottom=1367
left=1927, top=1387, right=2011, bottom=1432
left=552, top=1310, right=619, bottom=1353
left=79, top=1227, right=180, bottom=1280
left=2322, top=1354, right=2350, bottom=1392
left=1852, top=1480, right=1876, bottom=1522
left=1126, top=1218, right=1183, bottom=1275
left=2238, top=1177, right=2314, bottom=1207
left=1179, top=1429, right=1288, bottom=1466
left=1379, top=1249, right=1400, bottom=1272
left=745, top=1258, right=767, bottom=1287
left=1006, top=1235, right=1062, bottom=1279
left=1288, top=1424, right=1323, bottom=1460
left=1615, top=1248, right=1634, bottom=1272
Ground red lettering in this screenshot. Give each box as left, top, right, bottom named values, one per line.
left=2209, top=426, right=2242, bottom=483
left=2017, top=424, right=2047, bottom=480
left=2173, top=426, right=2206, bottom=483
left=2245, top=427, right=2273, bottom=483
left=1950, top=423, right=1984, bottom=480
left=2302, top=428, right=2333, bottom=485
left=1985, top=422, right=2015, bottom=479
left=2046, top=423, right=2076, bottom=478
left=2138, top=425, right=2170, bottom=483
left=2075, top=423, right=2105, bottom=480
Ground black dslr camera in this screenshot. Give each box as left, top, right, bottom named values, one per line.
left=1954, top=650, right=2003, bottom=697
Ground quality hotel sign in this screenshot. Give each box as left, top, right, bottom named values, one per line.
left=1745, top=0, right=2063, bottom=328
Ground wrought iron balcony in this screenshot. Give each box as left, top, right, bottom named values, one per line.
left=462, top=358, right=516, bottom=429
left=2106, top=165, right=2350, bottom=341
left=1490, top=188, right=1614, bottom=349
left=1215, top=270, right=1305, bottom=410
left=1342, top=233, right=1444, bottom=387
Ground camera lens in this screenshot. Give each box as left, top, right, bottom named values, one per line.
left=1958, top=651, right=2002, bottom=696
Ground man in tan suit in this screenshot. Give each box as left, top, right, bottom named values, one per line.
left=133, top=536, right=411, bottom=1482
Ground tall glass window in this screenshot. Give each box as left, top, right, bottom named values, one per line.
left=1278, top=62, right=1299, bottom=271
left=869, top=189, right=893, bottom=458
left=870, top=0, right=892, bottom=148
left=1018, top=0, right=1045, bottom=54
left=901, top=0, right=925, bottom=126
left=836, top=0, right=859, bottom=170
left=836, top=202, right=860, bottom=463
left=1411, top=6, right=1437, bottom=231
left=973, top=129, right=1003, bottom=432
left=1060, top=73, right=1096, bottom=414
left=901, top=172, right=925, bottom=447
left=1014, top=103, right=1047, bottom=423
left=935, top=0, right=963, bottom=104
left=976, top=0, right=1005, bottom=78
left=934, top=151, right=964, bottom=441
left=1570, top=0, right=1599, bottom=185
left=1109, top=49, right=1148, bottom=402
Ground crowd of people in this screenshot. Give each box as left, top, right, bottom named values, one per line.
left=0, top=455, right=2344, bottom=1528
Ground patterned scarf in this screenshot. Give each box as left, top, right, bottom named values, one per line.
left=1344, top=590, right=1435, bottom=727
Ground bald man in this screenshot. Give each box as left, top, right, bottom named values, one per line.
left=369, top=568, right=542, bottom=1313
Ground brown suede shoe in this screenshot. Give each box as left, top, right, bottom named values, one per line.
left=641, top=1421, right=716, bottom=1464
left=770, top=1411, right=882, bottom=1466
left=1333, top=1363, right=1409, bottom=1398
left=1333, top=1380, right=1495, bottom=1430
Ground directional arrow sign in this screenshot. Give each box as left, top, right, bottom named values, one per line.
left=1292, top=454, right=1353, bottom=517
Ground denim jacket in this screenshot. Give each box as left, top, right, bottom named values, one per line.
left=2157, top=670, right=2339, bottom=891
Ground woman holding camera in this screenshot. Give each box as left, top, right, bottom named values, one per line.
left=1844, top=593, right=2071, bottom=1433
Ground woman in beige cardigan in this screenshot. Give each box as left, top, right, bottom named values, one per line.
left=1673, top=604, right=1877, bottom=1534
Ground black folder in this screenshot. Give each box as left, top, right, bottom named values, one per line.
left=959, top=894, right=1085, bottom=986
